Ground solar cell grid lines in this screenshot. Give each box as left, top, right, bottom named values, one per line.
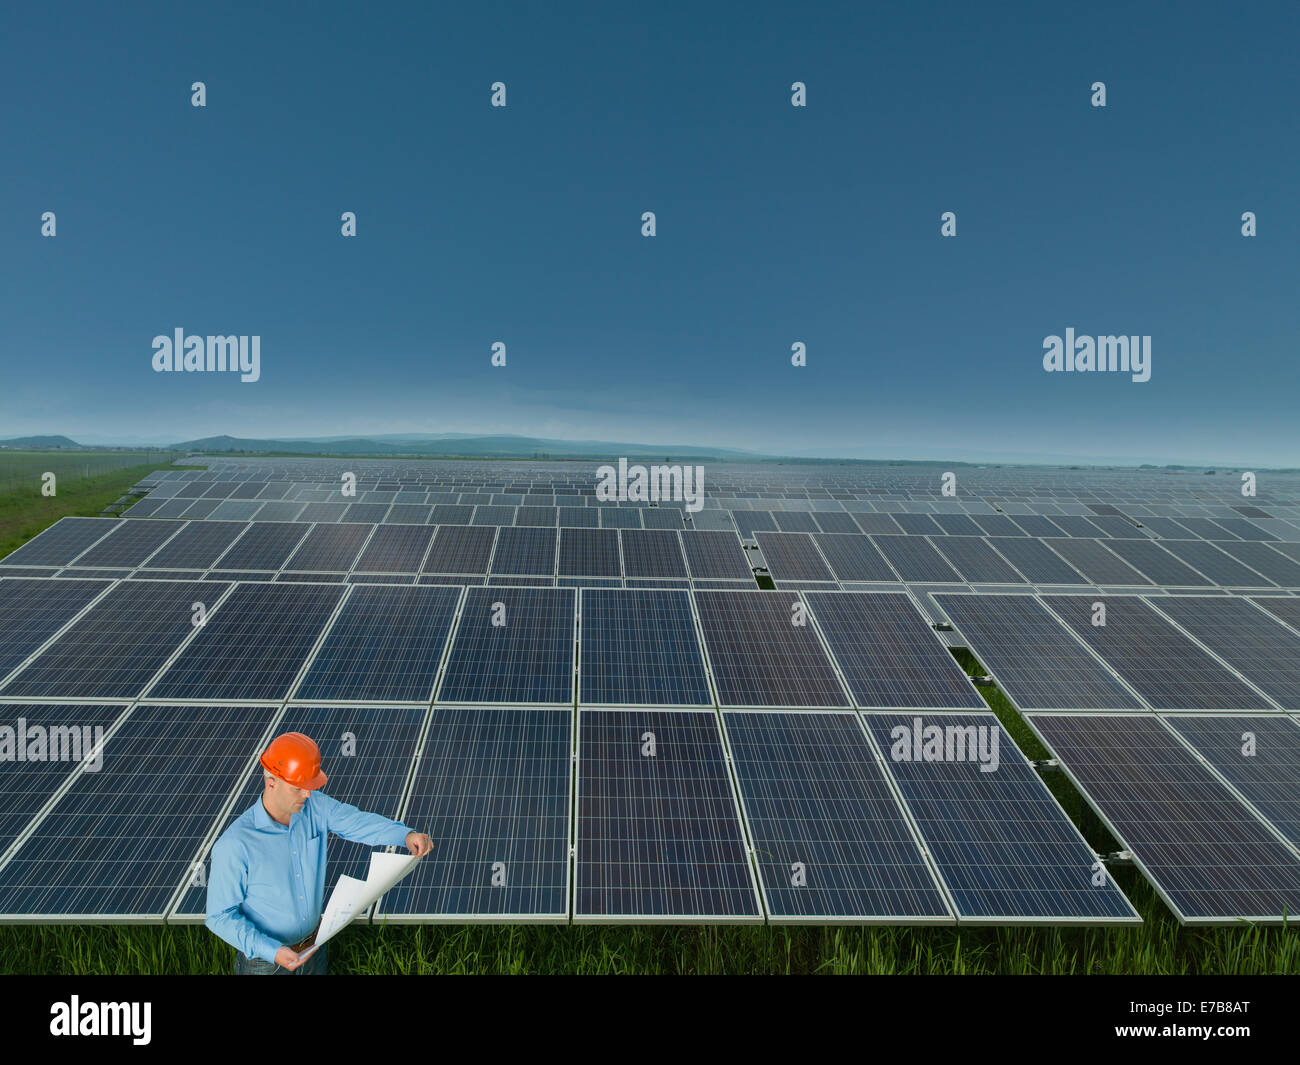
left=983, top=538, right=1087, bottom=584
left=1145, top=596, right=1300, bottom=710
left=1043, top=539, right=1153, bottom=586
left=1100, top=539, right=1215, bottom=587
left=291, top=584, right=462, bottom=702
left=0, top=703, right=127, bottom=858
left=1041, top=595, right=1274, bottom=711
left=422, top=525, right=496, bottom=575
left=862, top=714, right=1139, bottom=922
left=490, top=526, right=557, bottom=576
left=3, top=579, right=232, bottom=700
left=1163, top=715, right=1300, bottom=847
left=755, top=532, right=834, bottom=582
left=0, top=703, right=278, bottom=919
left=1252, top=596, right=1300, bottom=633
left=870, top=536, right=963, bottom=583
left=211, top=521, right=309, bottom=571
left=559, top=528, right=621, bottom=577
left=379, top=708, right=572, bottom=921
left=693, top=590, right=850, bottom=708
left=1158, top=540, right=1275, bottom=588
left=171, top=705, right=428, bottom=919
left=578, top=589, right=711, bottom=706
left=929, top=537, right=1025, bottom=584
left=618, top=529, right=687, bottom=579
left=0, top=576, right=113, bottom=681
left=721, top=711, right=951, bottom=922
left=145, top=581, right=345, bottom=701
left=140, top=521, right=248, bottom=570
left=283, top=523, right=374, bottom=572
left=934, top=594, right=1143, bottom=711
left=811, top=534, right=898, bottom=582
left=1214, top=541, right=1300, bottom=587
left=436, top=587, right=575, bottom=705
left=576, top=709, right=761, bottom=921
left=352, top=523, right=437, bottom=573
left=680, top=530, right=754, bottom=581
left=803, top=592, right=983, bottom=709
left=69, top=520, right=184, bottom=569
left=1028, top=713, right=1300, bottom=923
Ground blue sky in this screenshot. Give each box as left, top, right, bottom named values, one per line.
left=2, top=1, right=1297, bottom=465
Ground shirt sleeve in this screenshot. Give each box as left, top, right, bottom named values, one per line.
left=318, top=791, right=412, bottom=848
left=205, top=836, right=283, bottom=964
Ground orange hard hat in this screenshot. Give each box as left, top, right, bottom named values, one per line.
left=260, top=732, right=328, bottom=790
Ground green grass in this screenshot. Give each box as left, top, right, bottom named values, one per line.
left=0, top=477, right=1296, bottom=973
left=0, top=459, right=182, bottom=561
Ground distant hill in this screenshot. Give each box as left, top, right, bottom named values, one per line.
left=170, top=434, right=772, bottom=461
left=0, top=435, right=82, bottom=448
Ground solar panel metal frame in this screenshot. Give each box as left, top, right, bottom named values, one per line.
left=573, top=708, right=763, bottom=924
left=719, top=709, right=955, bottom=925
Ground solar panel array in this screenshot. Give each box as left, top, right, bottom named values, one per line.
left=5, top=456, right=1300, bottom=926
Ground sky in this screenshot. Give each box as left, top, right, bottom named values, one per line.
left=1, top=1, right=1297, bottom=465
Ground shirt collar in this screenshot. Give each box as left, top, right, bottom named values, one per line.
left=254, top=794, right=288, bottom=831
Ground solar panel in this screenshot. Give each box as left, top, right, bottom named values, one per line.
left=68, top=520, right=183, bottom=569
left=1028, top=713, right=1300, bottom=923
left=1043, top=539, right=1153, bottom=585
left=559, top=506, right=599, bottom=528
left=283, top=523, right=374, bottom=572
left=291, top=584, right=462, bottom=702
left=1212, top=518, right=1276, bottom=541
left=211, top=522, right=310, bottom=571
left=341, top=503, right=391, bottom=524
left=1146, top=596, right=1300, bottom=710
left=1158, top=540, right=1274, bottom=587
left=862, top=713, right=1139, bottom=922
left=811, top=534, right=898, bottom=582
left=755, top=532, right=834, bottom=582
left=812, top=512, right=862, bottom=535
left=934, top=594, right=1142, bottom=710
left=985, top=537, right=1088, bottom=584
left=0, top=577, right=113, bottom=681
left=693, top=590, right=849, bottom=708
left=436, top=587, right=575, bottom=705
left=515, top=505, right=557, bottom=527
left=1041, top=595, right=1272, bottom=711
left=1163, top=715, right=1300, bottom=847
left=970, top=515, right=1025, bottom=538
left=930, top=537, right=1025, bottom=584
left=0, top=703, right=127, bottom=857
left=140, top=521, right=248, bottom=570
left=295, top=502, right=348, bottom=523
left=871, top=536, right=963, bottom=583
left=1177, top=516, right=1242, bottom=540
left=1099, top=539, right=1215, bottom=587
left=822, top=589, right=989, bottom=696
left=575, top=709, right=760, bottom=921
left=4, top=579, right=230, bottom=699
left=929, top=514, right=984, bottom=537
left=0, top=703, right=277, bottom=919
left=352, top=524, right=436, bottom=573
left=680, top=531, right=753, bottom=581
left=489, top=527, right=557, bottom=576
left=578, top=589, right=711, bottom=706
left=853, top=513, right=903, bottom=536
left=422, top=525, right=495, bottom=575
left=1049, top=515, right=1107, bottom=538
left=772, top=511, right=821, bottom=533
left=378, top=708, right=571, bottom=921
left=431, top=504, right=474, bottom=525
left=146, top=582, right=345, bottom=701
left=1252, top=596, right=1300, bottom=633
left=619, top=529, right=688, bottom=580
left=722, top=711, right=951, bottom=922
left=558, top=528, right=621, bottom=577
left=170, top=705, right=427, bottom=920
left=1214, top=541, right=1300, bottom=587
left=1008, top=515, right=1066, bottom=538
left=207, top=501, right=265, bottom=522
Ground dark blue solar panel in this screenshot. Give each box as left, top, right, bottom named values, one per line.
left=437, top=587, right=575, bottom=704
left=292, top=584, right=461, bottom=702
left=723, top=711, right=951, bottom=921
left=379, top=708, right=571, bottom=919
left=576, top=710, right=759, bottom=920
left=558, top=528, right=621, bottom=577
left=871, top=536, right=963, bottom=582
left=863, top=714, right=1138, bottom=922
left=141, top=521, right=249, bottom=570
left=71, top=520, right=185, bottom=568
left=0, top=704, right=277, bottom=918
left=680, top=531, right=753, bottom=580
left=579, top=589, right=711, bottom=706
left=929, top=537, right=1025, bottom=584
left=0, top=577, right=112, bottom=680
left=489, top=527, right=557, bottom=576
left=147, top=582, right=345, bottom=700
left=0, top=518, right=121, bottom=567
left=619, top=529, right=688, bottom=579
left=755, top=532, right=835, bottom=582
left=211, top=522, right=310, bottom=571
left=352, top=524, right=437, bottom=573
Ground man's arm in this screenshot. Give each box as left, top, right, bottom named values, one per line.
left=204, top=837, right=282, bottom=964
left=317, top=792, right=412, bottom=848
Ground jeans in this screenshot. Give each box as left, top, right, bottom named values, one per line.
left=234, top=944, right=328, bottom=975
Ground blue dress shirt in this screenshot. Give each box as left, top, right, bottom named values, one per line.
left=205, top=791, right=412, bottom=963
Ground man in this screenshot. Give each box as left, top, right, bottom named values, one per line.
left=205, top=731, right=433, bottom=974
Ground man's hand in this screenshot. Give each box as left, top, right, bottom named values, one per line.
left=404, top=831, right=433, bottom=857
left=276, top=945, right=305, bottom=971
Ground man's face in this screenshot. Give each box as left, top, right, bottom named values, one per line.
left=266, top=774, right=311, bottom=819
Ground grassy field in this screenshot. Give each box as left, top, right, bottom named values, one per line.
left=0, top=467, right=1295, bottom=974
